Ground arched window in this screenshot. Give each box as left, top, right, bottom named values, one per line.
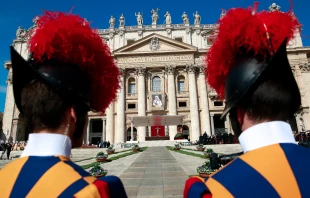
left=128, top=78, right=136, bottom=94
left=177, top=75, right=185, bottom=92
left=152, top=76, right=161, bottom=92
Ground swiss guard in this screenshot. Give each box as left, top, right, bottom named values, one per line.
left=0, top=11, right=127, bottom=197
left=184, top=2, right=310, bottom=198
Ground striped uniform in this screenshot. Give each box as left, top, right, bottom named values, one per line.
left=184, top=143, right=310, bottom=198
left=0, top=155, right=127, bottom=197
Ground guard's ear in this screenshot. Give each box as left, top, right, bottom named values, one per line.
left=70, top=107, right=77, bottom=123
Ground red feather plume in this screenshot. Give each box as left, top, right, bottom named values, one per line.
left=28, top=11, right=120, bottom=113
left=206, top=3, right=300, bottom=99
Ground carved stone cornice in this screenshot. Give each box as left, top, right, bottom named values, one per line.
left=109, top=32, right=114, bottom=39
left=299, top=63, right=310, bottom=73
left=186, top=64, right=197, bottom=74
left=165, top=65, right=176, bottom=75
left=136, top=67, right=146, bottom=76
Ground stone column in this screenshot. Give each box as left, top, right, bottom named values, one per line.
left=137, top=67, right=146, bottom=142
left=105, top=103, right=114, bottom=143
left=198, top=66, right=211, bottom=136
left=86, top=118, right=91, bottom=144
left=102, top=118, right=106, bottom=141
left=226, top=114, right=232, bottom=134
left=210, top=113, right=215, bottom=135
left=116, top=68, right=125, bottom=143
left=166, top=66, right=178, bottom=140
left=187, top=65, right=200, bottom=141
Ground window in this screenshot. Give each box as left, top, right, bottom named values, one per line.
left=179, top=102, right=187, bottom=107
left=206, top=37, right=214, bottom=46
left=127, top=39, right=135, bottom=45
left=152, top=76, right=161, bottom=92
left=175, top=37, right=183, bottom=42
left=128, top=78, right=136, bottom=94
left=177, top=75, right=185, bottom=92
left=214, top=101, right=223, bottom=106
left=128, top=103, right=136, bottom=109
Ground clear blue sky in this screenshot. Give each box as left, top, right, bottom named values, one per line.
left=0, top=0, right=309, bottom=113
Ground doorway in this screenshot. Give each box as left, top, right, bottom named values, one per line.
left=91, top=137, right=101, bottom=145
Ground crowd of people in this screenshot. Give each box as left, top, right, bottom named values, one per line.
left=195, top=132, right=239, bottom=145
left=295, top=131, right=310, bottom=148
left=0, top=140, right=27, bottom=160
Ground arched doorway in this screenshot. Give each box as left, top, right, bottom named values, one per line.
left=127, top=127, right=137, bottom=141
left=177, top=125, right=190, bottom=140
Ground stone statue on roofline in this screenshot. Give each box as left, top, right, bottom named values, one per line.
left=151, top=8, right=160, bottom=25
left=109, top=16, right=116, bottom=28
left=164, top=11, right=172, bottom=25
left=119, top=14, right=125, bottom=27
left=182, top=12, right=189, bottom=25
left=193, top=11, right=201, bottom=25
left=269, top=3, right=281, bottom=12
left=135, top=12, right=143, bottom=26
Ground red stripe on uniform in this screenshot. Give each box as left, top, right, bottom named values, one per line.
left=93, top=180, right=110, bottom=197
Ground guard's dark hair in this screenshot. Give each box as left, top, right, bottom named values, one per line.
left=238, top=66, right=301, bottom=122
left=20, top=80, right=70, bottom=132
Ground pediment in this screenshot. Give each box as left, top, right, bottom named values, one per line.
left=113, top=33, right=197, bottom=55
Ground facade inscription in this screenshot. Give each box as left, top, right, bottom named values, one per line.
left=118, top=55, right=193, bottom=63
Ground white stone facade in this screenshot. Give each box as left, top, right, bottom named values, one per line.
left=2, top=8, right=310, bottom=144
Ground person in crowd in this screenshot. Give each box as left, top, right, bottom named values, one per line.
left=184, top=3, right=310, bottom=197
left=6, top=141, right=12, bottom=159
left=0, top=11, right=127, bottom=197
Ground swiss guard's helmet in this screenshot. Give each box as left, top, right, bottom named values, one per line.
left=10, top=11, right=120, bottom=115
left=206, top=3, right=301, bottom=134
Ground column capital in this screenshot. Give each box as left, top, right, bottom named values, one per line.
left=165, top=65, right=176, bottom=75
left=199, top=66, right=206, bottom=74
left=136, top=67, right=146, bottom=76
left=210, top=113, right=214, bottom=117
left=118, top=67, right=126, bottom=75
left=186, top=64, right=198, bottom=74
left=299, top=63, right=310, bottom=73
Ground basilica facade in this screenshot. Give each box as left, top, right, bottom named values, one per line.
left=2, top=4, right=310, bottom=144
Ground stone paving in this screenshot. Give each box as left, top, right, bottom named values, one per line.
left=0, top=148, right=131, bottom=168
left=119, top=147, right=187, bottom=198
left=0, top=144, right=243, bottom=197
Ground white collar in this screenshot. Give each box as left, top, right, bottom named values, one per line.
left=238, top=121, right=296, bottom=153
left=21, top=133, right=72, bottom=158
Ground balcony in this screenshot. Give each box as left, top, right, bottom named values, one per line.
left=177, top=91, right=188, bottom=95
left=127, top=93, right=137, bottom=98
